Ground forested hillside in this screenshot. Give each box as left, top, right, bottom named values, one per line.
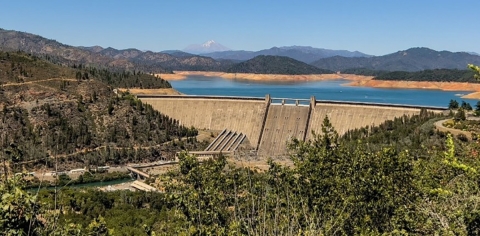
left=373, top=69, right=478, bottom=82
left=0, top=51, right=203, bottom=172
left=341, top=68, right=389, bottom=76
left=226, top=55, right=333, bottom=74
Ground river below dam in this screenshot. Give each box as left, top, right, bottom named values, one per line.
left=170, top=76, right=478, bottom=107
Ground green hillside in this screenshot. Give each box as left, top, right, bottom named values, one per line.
left=226, top=55, right=333, bottom=74
left=373, top=69, right=478, bottom=82
left=0, top=51, right=202, bottom=171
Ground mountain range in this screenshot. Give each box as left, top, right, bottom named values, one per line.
left=82, top=46, right=232, bottom=72
left=0, top=28, right=138, bottom=70
left=0, top=29, right=231, bottom=73
left=201, top=46, right=372, bottom=63
left=312, top=47, right=480, bottom=72
left=1, top=28, right=480, bottom=74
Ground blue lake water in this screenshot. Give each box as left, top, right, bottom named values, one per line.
left=171, top=76, right=479, bottom=108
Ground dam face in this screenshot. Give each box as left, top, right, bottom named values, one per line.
left=308, top=102, right=421, bottom=139
left=138, top=96, right=268, bottom=147
left=138, top=95, right=446, bottom=157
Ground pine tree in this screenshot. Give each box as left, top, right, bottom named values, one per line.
left=455, top=108, right=466, bottom=121
left=449, top=99, right=459, bottom=109
left=461, top=101, right=473, bottom=110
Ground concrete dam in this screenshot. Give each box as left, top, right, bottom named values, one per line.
left=138, top=95, right=446, bottom=157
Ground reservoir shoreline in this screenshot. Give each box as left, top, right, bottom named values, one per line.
left=156, top=71, right=480, bottom=100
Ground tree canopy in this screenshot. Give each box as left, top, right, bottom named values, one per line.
left=3, top=111, right=480, bottom=235
left=469, top=64, right=480, bottom=80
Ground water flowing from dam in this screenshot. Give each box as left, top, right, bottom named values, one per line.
left=170, top=75, right=478, bottom=107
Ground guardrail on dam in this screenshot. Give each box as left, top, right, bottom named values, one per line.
left=137, top=95, right=447, bottom=157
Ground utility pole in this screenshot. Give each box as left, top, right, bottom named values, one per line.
left=54, top=131, right=59, bottom=229
left=2, top=115, right=7, bottom=182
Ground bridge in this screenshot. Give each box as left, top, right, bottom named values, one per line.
left=130, top=180, right=158, bottom=192
left=126, top=166, right=150, bottom=179
left=138, top=94, right=447, bottom=157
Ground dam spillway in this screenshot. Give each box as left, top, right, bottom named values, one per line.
left=258, top=103, right=311, bottom=157
left=138, top=95, right=446, bottom=157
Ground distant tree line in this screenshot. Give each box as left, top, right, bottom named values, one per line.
left=449, top=99, right=480, bottom=117
left=448, top=99, right=476, bottom=110
left=0, top=51, right=172, bottom=89
left=72, top=64, right=172, bottom=89
left=340, top=67, right=480, bottom=82
left=341, top=68, right=389, bottom=76
left=373, top=69, right=478, bottom=82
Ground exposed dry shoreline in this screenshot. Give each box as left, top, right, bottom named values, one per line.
left=155, top=71, right=369, bottom=82
left=119, top=88, right=183, bottom=95
left=346, top=79, right=480, bottom=99
left=154, top=71, right=480, bottom=100
left=155, top=73, right=189, bottom=81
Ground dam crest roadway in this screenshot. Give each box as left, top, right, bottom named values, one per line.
left=137, top=94, right=447, bottom=158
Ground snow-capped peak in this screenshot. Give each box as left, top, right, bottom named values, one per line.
left=183, top=40, right=230, bottom=54
left=202, top=40, right=216, bottom=47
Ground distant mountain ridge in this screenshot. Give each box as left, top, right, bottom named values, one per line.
left=201, top=46, right=372, bottom=63
left=466, top=51, right=480, bottom=56
left=0, top=28, right=139, bottom=70
left=312, top=47, right=480, bottom=72
left=96, top=47, right=233, bottom=72
left=0, top=29, right=232, bottom=72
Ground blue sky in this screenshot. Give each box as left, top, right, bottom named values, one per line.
left=1, top=0, right=479, bottom=55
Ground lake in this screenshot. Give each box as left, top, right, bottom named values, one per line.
left=171, top=76, right=479, bottom=108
